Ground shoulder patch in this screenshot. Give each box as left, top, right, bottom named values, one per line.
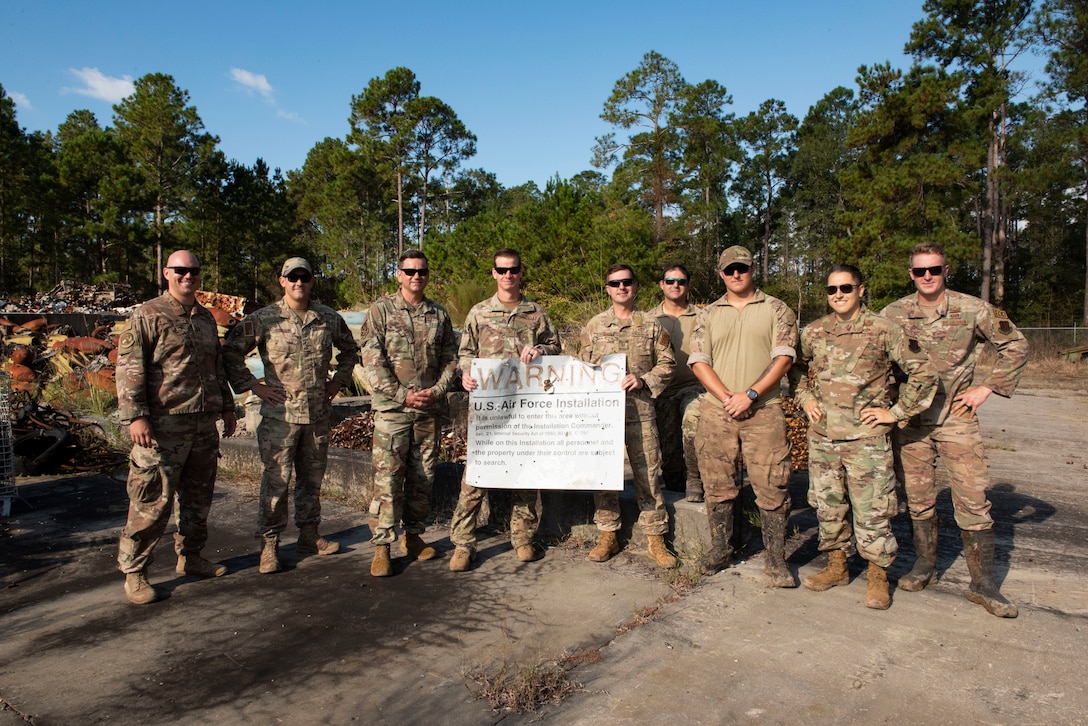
left=119, top=330, right=138, bottom=353
left=908, top=338, right=921, bottom=353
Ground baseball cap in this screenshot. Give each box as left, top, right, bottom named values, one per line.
left=281, top=257, right=313, bottom=277
left=718, top=246, right=754, bottom=270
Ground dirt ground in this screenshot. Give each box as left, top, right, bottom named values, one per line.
left=1, top=368, right=1086, bottom=724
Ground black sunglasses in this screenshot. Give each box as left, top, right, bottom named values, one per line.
left=494, top=266, right=522, bottom=275
left=400, top=268, right=429, bottom=277
left=606, top=278, right=635, bottom=288
left=285, top=271, right=313, bottom=283
left=168, top=266, right=201, bottom=277
left=722, top=264, right=750, bottom=276
left=662, top=277, right=688, bottom=286
left=910, top=265, right=945, bottom=278
left=826, top=284, right=859, bottom=295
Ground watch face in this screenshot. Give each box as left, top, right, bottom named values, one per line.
left=747, top=388, right=758, bottom=400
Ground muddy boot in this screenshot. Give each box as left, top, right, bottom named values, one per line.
left=865, top=561, right=891, bottom=610
left=685, top=478, right=704, bottom=503
left=802, top=549, right=850, bottom=591
left=760, top=505, right=796, bottom=588
left=700, top=500, right=735, bottom=575
left=259, top=536, right=281, bottom=574
left=370, top=544, right=393, bottom=577
left=297, top=524, right=340, bottom=555
left=899, top=517, right=938, bottom=592
left=401, top=533, right=437, bottom=560
left=123, top=571, right=158, bottom=605
left=176, top=554, right=227, bottom=578
left=587, top=531, right=620, bottom=563
left=647, top=535, right=679, bottom=569
left=449, top=546, right=475, bottom=572
left=961, top=529, right=1018, bottom=618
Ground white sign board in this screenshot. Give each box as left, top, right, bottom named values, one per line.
left=466, top=354, right=626, bottom=490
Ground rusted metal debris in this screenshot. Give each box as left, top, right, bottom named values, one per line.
left=0, top=280, right=140, bottom=315
left=8, top=399, right=127, bottom=474
left=329, top=411, right=468, bottom=464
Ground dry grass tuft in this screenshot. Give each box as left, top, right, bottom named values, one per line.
left=462, top=649, right=598, bottom=713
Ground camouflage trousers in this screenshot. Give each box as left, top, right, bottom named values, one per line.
left=595, top=394, right=668, bottom=536
left=117, top=413, right=221, bottom=574
left=696, top=402, right=792, bottom=511
left=893, top=414, right=993, bottom=531
left=653, top=383, right=704, bottom=491
left=369, top=410, right=439, bottom=545
left=809, top=431, right=898, bottom=567
left=256, top=415, right=330, bottom=538
left=449, top=481, right=540, bottom=550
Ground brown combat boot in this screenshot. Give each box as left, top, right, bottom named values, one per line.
left=449, top=546, right=475, bottom=572
left=259, top=536, right=281, bottom=574
left=647, top=534, right=679, bottom=569
left=401, top=532, right=436, bottom=560
left=371, top=544, right=393, bottom=577
left=802, top=549, right=850, bottom=591
left=700, top=500, right=734, bottom=575
left=176, top=554, right=227, bottom=578
left=961, top=529, right=1018, bottom=618
left=297, top=524, right=340, bottom=555
left=123, top=571, right=158, bottom=605
left=516, top=544, right=540, bottom=562
left=760, top=505, right=797, bottom=588
left=865, top=561, right=891, bottom=610
left=899, top=517, right=938, bottom=591
left=587, top=531, right=620, bottom=563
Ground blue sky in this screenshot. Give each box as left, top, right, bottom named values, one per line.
left=2, top=1, right=1045, bottom=189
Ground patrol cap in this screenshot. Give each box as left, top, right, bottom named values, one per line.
left=281, top=257, right=313, bottom=277
left=718, top=246, right=754, bottom=270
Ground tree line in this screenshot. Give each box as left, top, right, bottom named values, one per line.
left=0, top=0, right=1084, bottom=327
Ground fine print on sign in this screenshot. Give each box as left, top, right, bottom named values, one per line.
left=466, top=354, right=626, bottom=490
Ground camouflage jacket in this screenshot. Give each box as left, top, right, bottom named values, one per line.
left=360, top=292, right=458, bottom=413
left=116, top=292, right=233, bottom=424
left=222, top=298, right=360, bottom=424
left=648, top=302, right=701, bottom=391
left=793, top=307, right=938, bottom=441
left=458, top=294, right=561, bottom=371
left=579, top=308, right=675, bottom=399
left=881, top=290, right=1027, bottom=427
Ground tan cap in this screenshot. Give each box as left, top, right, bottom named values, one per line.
left=280, top=257, right=313, bottom=276
left=718, top=246, right=754, bottom=270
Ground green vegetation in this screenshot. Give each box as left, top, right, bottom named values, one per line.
left=1, top=0, right=1085, bottom=326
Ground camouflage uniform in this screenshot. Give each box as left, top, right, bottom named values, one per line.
left=360, top=292, right=458, bottom=546
left=793, top=307, right=937, bottom=566
left=222, top=298, right=360, bottom=538
left=881, top=291, right=1028, bottom=530
left=687, top=290, right=796, bottom=510
left=648, top=302, right=705, bottom=494
left=579, top=309, right=675, bottom=536
left=449, top=294, right=561, bottom=550
left=116, top=293, right=234, bottom=573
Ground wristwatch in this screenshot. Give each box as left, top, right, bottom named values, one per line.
left=746, top=388, right=759, bottom=401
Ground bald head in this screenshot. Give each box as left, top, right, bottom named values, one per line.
left=163, top=249, right=202, bottom=304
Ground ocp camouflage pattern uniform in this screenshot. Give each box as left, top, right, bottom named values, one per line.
left=648, top=302, right=704, bottom=494
left=449, top=294, right=562, bottom=551
left=361, top=291, right=458, bottom=545
left=793, top=307, right=937, bottom=566
left=687, top=290, right=796, bottom=510
left=579, top=309, right=675, bottom=535
left=881, top=290, right=1028, bottom=530
left=222, top=298, right=360, bottom=538
left=116, top=293, right=235, bottom=574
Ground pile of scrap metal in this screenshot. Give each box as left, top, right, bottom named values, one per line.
left=0, top=279, right=140, bottom=315
left=0, top=287, right=250, bottom=475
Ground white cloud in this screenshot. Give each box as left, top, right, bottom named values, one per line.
left=230, top=68, right=274, bottom=101
left=65, top=67, right=135, bottom=103
left=276, top=109, right=304, bottom=124
left=9, top=91, right=31, bottom=110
